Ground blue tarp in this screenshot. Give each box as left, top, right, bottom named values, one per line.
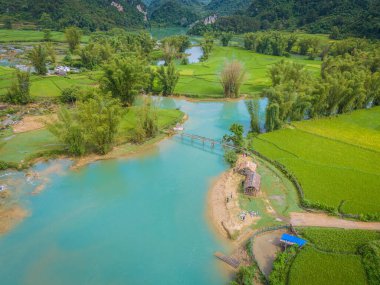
left=280, top=233, right=307, bottom=247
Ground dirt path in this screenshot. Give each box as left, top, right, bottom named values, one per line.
left=290, top=212, right=380, bottom=230
left=253, top=229, right=287, bottom=277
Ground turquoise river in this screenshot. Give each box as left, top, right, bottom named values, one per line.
left=0, top=98, right=267, bottom=285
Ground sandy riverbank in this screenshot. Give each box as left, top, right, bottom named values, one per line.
left=207, top=156, right=259, bottom=243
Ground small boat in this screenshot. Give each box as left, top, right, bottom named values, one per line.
left=173, top=124, right=184, bottom=132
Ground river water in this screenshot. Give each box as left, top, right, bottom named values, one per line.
left=0, top=98, right=267, bottom=285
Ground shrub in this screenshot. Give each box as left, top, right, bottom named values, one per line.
left=59, top=86, right=81, bottom=104
left=359, top=240, right=380, bottom=285
left=231, top=265, right=256, bottom=285
left=269, top=245, right=298, bottom=285
left=224, top=149, right=238, bottom=166
left=5, top=71, right=31, bottom=105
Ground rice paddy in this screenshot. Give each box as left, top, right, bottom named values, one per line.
left=251, top=107, right=380, bottom=216
left=288, top=227, right=380, bottom=285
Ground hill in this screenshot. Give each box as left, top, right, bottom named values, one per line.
left=148, top=0, right=204, bottom=26
left=0, top=0, right=147, bottom=31
left=206, top=0, right=250, bottom=16
left=190, top=0, right=380, bottom=38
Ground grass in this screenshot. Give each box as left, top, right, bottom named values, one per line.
left=0, top=29, right=89, bottom=43
left=251, top=107, right=380, bottom=215
left=288, top=228, right=380, bottom=285
left=175, top=46, right=321, bottom=98
left=0, top=108, right=183, bottom=164
left=239, top=156, right=302, bottom=229
left=0, top=68, right=101, bottom=98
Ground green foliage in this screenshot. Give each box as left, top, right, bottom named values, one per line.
left=27, top=45, right=48, bottom=75
left=161, top=35, right=190, bottom=53
left=0, top=160, right=18, bottom=170
left=101, top=57, right=148, bottom=106
left=79, top=42, right=112, bottom=70
left=65, top=27, right=82, bottom=52
left=0, top=0, right=145, bottom=31
left=43, top=29, right=52, bottom=42
left=59, top=86, right=81, bottom=104
left=246, top=100, right=260, bottom=134
left=132, top=97, right=159, bottom=143
left=230, top=265, right=255, bottom=285
left=270, top=245, right=298, bottom=285
left=219, top=32, right=233, bottom=47
left=200, top=34, right=214, bottom=61
left=265, top=102, right=281, bottom=132
left=220, top=60, right=246, bottom=98
left=48, top=91, right=122, bottom=155
left=5, top=71, right=31, bottom=104
left=2, top=16, right=12, bottom=29
left=223, top=123, right=244, bottom=149
left=224, top=149, right=238, bottom=167
left=157, top=63, right=179, bottom=96
left=359, top=240, right=380, bottom=285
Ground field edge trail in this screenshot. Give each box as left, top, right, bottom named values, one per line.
left=290, top=212, right=380, bottom=230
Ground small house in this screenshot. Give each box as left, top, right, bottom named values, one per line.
left=237, top=161, right=257, bottom=176
left=244, top=171, right=261, bottom=196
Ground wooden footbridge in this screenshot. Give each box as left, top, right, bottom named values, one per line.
left=214, top=252, right=241, bottom=268
left=178, top=132, right=244, bottom=152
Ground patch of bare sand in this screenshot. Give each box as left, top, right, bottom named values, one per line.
left=253, top=229, right=287, bottom=277
left=290, top=212, right=380, bottom=230
left=13, top=114, right=56, bottom=133
left=207, top=156, right=260, bottom=242
left=0, top=204, right=28, bottom=234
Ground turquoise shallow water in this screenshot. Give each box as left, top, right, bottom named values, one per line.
left=0, top=98, right=267, bottom=285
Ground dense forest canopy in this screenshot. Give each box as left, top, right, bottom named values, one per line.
left=0, top=0, right=147, bottom=30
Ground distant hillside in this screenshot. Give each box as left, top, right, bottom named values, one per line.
left=206, top=0, right=250, bottom=15
left=148, top=0, right=204, bottom=26
left=190, top=0, right=380, bottom=38
left=0, top=0, right=147, bottom=31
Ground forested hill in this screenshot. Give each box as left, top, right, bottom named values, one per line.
left=192, top=0, right=380, bottom=38
left=0, top=0, right=147, bottom=31
left=206, top=0, right=251, bottom=16
left=148, top=0, right=204, bottom=26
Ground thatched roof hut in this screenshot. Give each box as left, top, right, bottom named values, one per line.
left=244, top=171, right=261, bottom=196
left=237, top=161, right=257, bottom=176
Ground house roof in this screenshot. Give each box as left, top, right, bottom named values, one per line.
left=280, top=233, right=307, bottom=247
left=244, top=171, right=261, bottom=190
left=237, top=161, right=257, bottom=173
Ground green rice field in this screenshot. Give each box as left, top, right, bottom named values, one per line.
left=0, top=29, right=89, bottom=42
left=175, top=46, right=321, bottom=98
left=252, top=107, right=380, bottom=216
left=288, top=228, right=380, bottom=285
left=0, top=67, right=100, bottom=98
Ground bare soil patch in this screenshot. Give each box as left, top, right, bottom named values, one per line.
left=13, top=115, right=56, bottom=133
left=290, top=212, right=380, bottom=230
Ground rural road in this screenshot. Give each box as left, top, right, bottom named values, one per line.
left=290, top=212, right=380, bottom=230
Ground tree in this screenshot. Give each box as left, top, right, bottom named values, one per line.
left=3, top=17, right=12, bottom=29
left=330, top=26, right=342, bottom=40
left=48, top=92, right=122, bottom=155
left=265, top=102, right=281, bottom=131
left=223, top=123, right=244, bottom=149
left=5, top=71, right=31, bottom=104
left=162, top=42, right=178, bottom=65
left=246, top=100, right=260, bottom=134
left=157, top=63, right=179, bottom=96
left=135, top=96, right=159, bottom=141
left=43, top=29, right=52, bottom=42
left=231, top=265, right=255, bottom=285
left=27, top=45, right=48, bottom=75
left=101, top=57, right=148, bottom=106
left=39, top=13, right=53, bottom=29
left=220, top=60, right=246, bottom=98
left=200, top=34, right=214, bottom=61
left=65, top=27, right=82, bottom=52
left=220, top=32, right=233, bottom=47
